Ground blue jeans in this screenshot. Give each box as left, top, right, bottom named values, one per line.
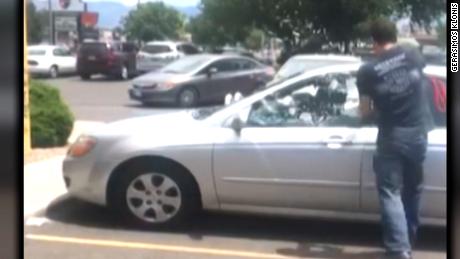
left=373, top=134, right=427, bottom=253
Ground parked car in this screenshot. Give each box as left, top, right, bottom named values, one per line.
left=64, top=63, right=445, bottom=228
left=77, top=40, right=138, bottom=80
left=268, top=54, right=361, bottom=86
left=27, top=45, right=76, bottom=78
left=422, top=45, right=446, bottom=66
left=129, top=54, right=275, bottom=107
left=136, top=41, right=200, bottom=73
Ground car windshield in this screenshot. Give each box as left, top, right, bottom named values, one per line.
left=160, top=55, right=211, bottom=74
left=275, top=59, right=354, bottom=80
left=190, top=106, right=224, bottom=120
left=28, top=49, right=47, bottom=56
left=141, top=44, right=172, bottom=54
left=264, top=71, right=304, bottom=88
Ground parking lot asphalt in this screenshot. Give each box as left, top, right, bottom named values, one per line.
left=25, top=197, right=445, bottom=259
left=41, top=75, right=187, bottom=122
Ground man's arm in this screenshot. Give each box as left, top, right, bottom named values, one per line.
left=356, top=65, right=376, bottom=123
left=359, top=95, right=375, bottom=121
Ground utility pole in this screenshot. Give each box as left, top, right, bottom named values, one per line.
left=48, top=0, right=53, bottom=44
left=24, top=0, right=31, bottom=154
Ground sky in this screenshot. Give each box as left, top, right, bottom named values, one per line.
left=83, top=0, right=200, bottom=7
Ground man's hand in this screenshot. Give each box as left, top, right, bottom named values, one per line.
left=359, top=95, right=375, bottom=122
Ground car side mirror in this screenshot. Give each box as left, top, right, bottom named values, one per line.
left=229, top=116, right=244, bottom=134
left=207, top=67, right=218, bottom=78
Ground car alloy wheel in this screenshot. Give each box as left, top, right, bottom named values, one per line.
left=178, top=88, right=198, bottom=107
left=49, top=66, right=58, bottom=78
left=110, top=161, right=201, bottom=229
left=126, top=173, right=182, bottom=223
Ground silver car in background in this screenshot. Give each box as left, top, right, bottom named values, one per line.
left=130, top=54, right=275, bottom=107
left=64, top=63, right=446, bottom=228
left=136, top=41, right=200, bottom=73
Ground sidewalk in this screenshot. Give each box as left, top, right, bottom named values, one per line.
left=24, top=120, right=104, bottom=220
left=24, top=155, right=67, bottom=219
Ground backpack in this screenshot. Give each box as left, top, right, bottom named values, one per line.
left=422, top=76, right=446, bottom=131
left=429, top=76, right=447, bottom=113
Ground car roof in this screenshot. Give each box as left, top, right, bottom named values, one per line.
left=298, top=63, right=446, bottom=78
left=28, top=45, right=57, bottom=50
left=290, top=54, right=361, bottom=61
left=144, top=41, right=190, bottom=46
left=81, top=40, right=134, bottom=45
left=189, top=53, right=257, bottom=61
left=269, top=62, right=446, bottom=96
left=423, top=65, right=447, bottom=78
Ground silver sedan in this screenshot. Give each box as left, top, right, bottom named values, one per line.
left=63, top=63, right=446, bottom=228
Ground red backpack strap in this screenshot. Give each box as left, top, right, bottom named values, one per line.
left=429, top=77, right=446, bottom=113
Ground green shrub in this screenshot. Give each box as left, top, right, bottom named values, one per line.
left=30, top=80, right=74, bottom=148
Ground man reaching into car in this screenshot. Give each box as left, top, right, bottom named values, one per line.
left=356, top=18, right=432, bottom=259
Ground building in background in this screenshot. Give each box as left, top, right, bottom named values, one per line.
left=79, top=11, right=99, bottom=41
left=46, top=0, right=99, bottom=50
left=99, top=28, right=113, bottom=42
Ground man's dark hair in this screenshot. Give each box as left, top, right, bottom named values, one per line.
left=370, top=18, right=397, bottom=45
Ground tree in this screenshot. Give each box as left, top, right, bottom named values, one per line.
left=198, top=0, right=446, bottom=54
left=436, top=23, right=446, bottom=49
left=244, top=29, right=265, bottom=51
left=27, top=1, right=45, bottom=44
left=200, top=0, right=313, bottom=52
left=304, top=0, right=393, bottom=53
left=123, top=2, right=185, bottom=42
left=186, top=14, right=237, bottom=49
left=393, top=0, right=446, bottom=31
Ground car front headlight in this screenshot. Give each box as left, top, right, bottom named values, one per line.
left=67, top=135, right=97, bottom=157
left=156, top=81, right=176, bottom=90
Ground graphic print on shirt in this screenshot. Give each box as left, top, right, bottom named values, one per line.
left=373, top=52, right=422, bottom=96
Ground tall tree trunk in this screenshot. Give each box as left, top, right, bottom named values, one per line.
left=344, top=40, right=350, bottom=54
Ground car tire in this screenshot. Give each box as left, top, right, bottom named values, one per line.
left=141, top=101, right=155, bottom=107
left=177, top=87, right=198, bottom=107
left=80, top=73, right=91, bottom=80
left=111, top=163, right=201, bottom=229
left=120, top=65, right=129, bottom=80
left=49, top=66, right=59, bottom=78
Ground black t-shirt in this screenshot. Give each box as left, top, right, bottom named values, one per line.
left=357, top=46, right=431, bottom=148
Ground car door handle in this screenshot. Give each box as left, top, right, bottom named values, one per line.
left=323, top=135, right=353, bottom=145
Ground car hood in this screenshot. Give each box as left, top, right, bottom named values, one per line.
left=89, top=111, right=206, bottom=137
left=132, top=71, right=190, bottom=87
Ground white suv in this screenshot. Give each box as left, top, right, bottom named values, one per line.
left=136, top=41, right=200, bottom=73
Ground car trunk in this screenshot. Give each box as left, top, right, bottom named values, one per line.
left=78, top=43, right=115, bottom=70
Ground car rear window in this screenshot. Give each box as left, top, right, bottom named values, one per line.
left=28, top=49, right=46, bottom=56
left=79, top=43, right=108, bottom=55
left=177, top=44, right=199, bottom=55
left=141, top=44, right=172, bottom=54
